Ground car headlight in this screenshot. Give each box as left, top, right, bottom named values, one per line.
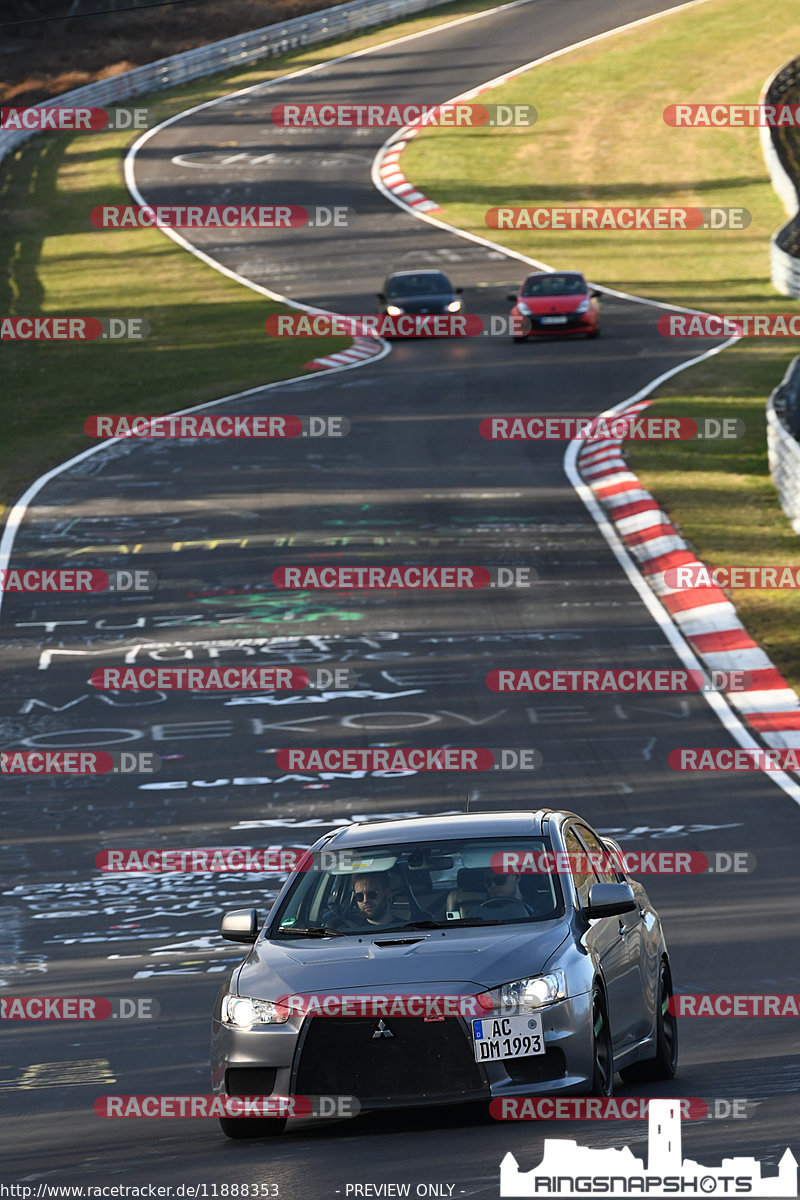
left=482, top=971, right=567, bottom=1012
left=516, top=300, right=531, bottom=317
left=385, top=304, right=405, bottom=315
left=221, top=994, right=290, bottom=1027
left=575, top=300, right=590, bottom=314
left=446, top=299, right=462, bottom=312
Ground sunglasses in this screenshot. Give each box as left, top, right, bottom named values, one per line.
left=354, top=890, right=380, bottom=901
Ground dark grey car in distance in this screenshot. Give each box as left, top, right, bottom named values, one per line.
left=211, top=809, right=678, bottom=1138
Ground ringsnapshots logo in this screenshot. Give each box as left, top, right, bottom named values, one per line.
left=272, top=565, right=536, bottom=588
left=486, top=668, right=752, bottom=693
left=0, top=106, right=152, bottom=132
left=499, top=1099, right=797, bottom=1197
left=485, top=206, right=750, bottom=230
left=84, top=414, right=348, bottom=439
left=270, top=102, right=537, bottom=127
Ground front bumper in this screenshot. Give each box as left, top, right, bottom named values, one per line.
left=211, top=990, right=595, bottom=1111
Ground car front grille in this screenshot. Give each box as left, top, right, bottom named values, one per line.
left=294, top=1017, right=485, bottom=1103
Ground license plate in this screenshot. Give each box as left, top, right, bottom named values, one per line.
left=540, top=315, right=568, bottom=325
left=471, top=1013, right=544, bottom=1061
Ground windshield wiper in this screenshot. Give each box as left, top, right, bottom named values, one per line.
left=275, top=925, right=347, bottom=938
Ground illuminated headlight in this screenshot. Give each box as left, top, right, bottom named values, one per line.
left=484, top=971, right=567, bottom=1012
left=221, top=994, right=289, bottom=1027
left=385, top=304, right=405, bottom=315
left=446, top=299, right=463, bottom=312
left=575, top=300, right=590, bottom=314
left=516, top=300, right=531, bottom=317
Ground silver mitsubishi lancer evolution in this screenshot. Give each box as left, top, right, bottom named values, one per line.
left=211, top=809, right=677, bottom=1138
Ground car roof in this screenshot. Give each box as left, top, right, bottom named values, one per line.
left=523, top=270, right=585, bottom=280
left=386, top=269, right=451, bottom=279
left=319, top=809, right=580, bottom=848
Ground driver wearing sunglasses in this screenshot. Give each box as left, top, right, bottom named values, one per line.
left=481, top=869, right=535, bottom=914
left=351, top=872, right=402, bottom=927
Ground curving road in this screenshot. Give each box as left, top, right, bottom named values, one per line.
left=3, top=0, right=799, bottom=1193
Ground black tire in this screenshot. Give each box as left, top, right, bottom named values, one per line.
left=619, top=960, right=678, bottom=1082
left=587, top=328, right=600, bottom=339
left=219, top=1117, right=287, bottom=1140
left=590, top=988, right=614, bottom=1096
left=512, top=336, right=526, bottom=344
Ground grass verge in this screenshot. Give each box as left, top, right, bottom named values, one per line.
left=0, top=0, right=497, bottom=515
left=401, top=0, right=800, bottom=694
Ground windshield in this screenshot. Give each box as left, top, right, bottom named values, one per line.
left=387, top=273, right=452, bottom=298
left=271, top=837, right=564, bottom=936
left=521, top=274, right=586, bottom=297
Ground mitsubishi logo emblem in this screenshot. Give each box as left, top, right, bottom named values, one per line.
left=372, top=1019, right=394, bottom=1039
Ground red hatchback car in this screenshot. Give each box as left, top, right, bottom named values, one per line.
left=508, top=271, right=600, bottom=340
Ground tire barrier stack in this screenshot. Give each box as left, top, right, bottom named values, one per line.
left=767, top=356, right=800, bottom=535
left=761, top=57, right=800, bottom=296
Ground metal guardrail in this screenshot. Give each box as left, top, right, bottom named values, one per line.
left=767, top=357, right=800, bottom=535
left=0, top=0, right=457, bottom=168
left=761, top=60, right=800, bottom=296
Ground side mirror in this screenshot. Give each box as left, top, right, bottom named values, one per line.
left=220, top=908, right=259, bottom=943
left=591, top=290, right=602, bottom=299
left=376, top=292, right=386, bottom=301
left=507, top=292, right=518, bottom=302
left=584, top=882, right=636, bottom=919
left=455, top=286, right=463, bottom=294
